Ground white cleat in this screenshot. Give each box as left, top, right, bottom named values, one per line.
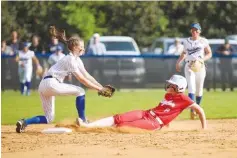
left=76, top=118, right=87, bottom=127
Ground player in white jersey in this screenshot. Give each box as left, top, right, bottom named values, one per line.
left=16, top=27, right=107, bottom=133
left=48, top=45, right=74, bottom=83
left=175, top=23, right=212, bottom=119
left=15, top=42, right=42, bottom=95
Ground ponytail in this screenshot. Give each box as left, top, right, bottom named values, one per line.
left=49, top=26, right=82, bottom=51
left=49, top=26, right=68, bottom=43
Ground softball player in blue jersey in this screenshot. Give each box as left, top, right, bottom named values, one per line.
left=16, top=27, right=106, bottom=133
left=176, top=23, right=212, bottom=119
left=15, top=42, right=42, bottom=96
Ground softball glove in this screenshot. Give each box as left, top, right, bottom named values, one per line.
left=189, top=59, right=204, bottom=72
left=98, top=85, right=116, bottom=98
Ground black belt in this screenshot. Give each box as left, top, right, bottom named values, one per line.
left=186, top=60, right=193, bottom=63
left=43, top=75, right=53, bottom=79
left=43, top=75, right=60, bottom=82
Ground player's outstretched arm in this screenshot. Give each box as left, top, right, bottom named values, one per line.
left=79, top=65, right=103, bottom=88
left=32, top=56, right=41, bottom=67
left=189, top=103, right=207, bottom=129
left=73, top=70, right=102, bottom=91
left=32, top=56, right=43, bottom=75
left=204, top=45, right=212, bottom=61
left=15, top=55, right=24, bottom=67
left=176, top=52, right=186, bottom=72
left=15, top=55, right=19, bottom=62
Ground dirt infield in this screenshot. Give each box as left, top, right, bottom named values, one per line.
left=2, top=119, right=237, bottom=158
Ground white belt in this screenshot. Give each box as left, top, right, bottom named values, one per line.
left=149, top=110, right=164, bottom=125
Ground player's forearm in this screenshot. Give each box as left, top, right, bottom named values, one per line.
left=74, top=72, right=102, bottom=91
left=176, top=53, right=186, bottom=64
left=15, top=56, right=19, bottom=62
left=196, top=107, right=207, bottom=129
left=81, top=78, right=101, bottom=91
left=33, top=57, right=41, bottom=67
left=89, top=76, right=103, bottom=87
left=204, top=47, right=212, bottom=61
left=85, top=73, right=103, bottom=88
left=203, top=53, right=212, bottom=61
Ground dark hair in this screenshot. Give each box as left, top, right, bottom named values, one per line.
left=49, top=26, right=83, bottom=51
left=32, top=34, right=40, bottom=40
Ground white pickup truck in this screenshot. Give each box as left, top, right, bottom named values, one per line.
left=86, top=36, right=145, bottom=85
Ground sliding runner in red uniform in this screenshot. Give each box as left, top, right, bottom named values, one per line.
left=76, top=75, right=207, bottom=130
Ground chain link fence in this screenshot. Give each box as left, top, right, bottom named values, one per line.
left=2, top=55, right=237, bottom=91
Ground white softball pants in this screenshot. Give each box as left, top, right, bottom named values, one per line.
left=18, top=67, right=32, bottom=83
left=184, top=63, right=206, bottom=96
left=38, top=78, right=85, bottom=123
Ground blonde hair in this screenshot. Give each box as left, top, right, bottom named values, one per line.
left=66, top=36, right=83, bottom=51
left=49, top=26, right=83, bottom=51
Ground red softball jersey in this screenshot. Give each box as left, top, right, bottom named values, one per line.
left=149, top=93, right=194, bottom=126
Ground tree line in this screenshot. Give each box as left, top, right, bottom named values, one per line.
left=2, top=1, right=237, bottom=47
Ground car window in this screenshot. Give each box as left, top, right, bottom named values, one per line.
left=101, top=41, right=136, bottom=51
left=150, top=41, right=163, bottom=54
left=227, top=35, right=237, bottom=41
left=167, top=41, right=175, bottom=49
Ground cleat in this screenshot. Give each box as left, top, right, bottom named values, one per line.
left=26, top=91, right=31, bottom=96
left=76, top=118, right=83, bottom=126
left=76, top=118, right=87, bottom=127
left=16, top=119, right=27, bottom=133
left=84, top=119, right=90, bottom=124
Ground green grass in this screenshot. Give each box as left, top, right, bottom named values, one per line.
left=1, top=90, right=237, bottom=125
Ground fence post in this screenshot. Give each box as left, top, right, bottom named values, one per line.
left=213, top=57, right=217, bottom=91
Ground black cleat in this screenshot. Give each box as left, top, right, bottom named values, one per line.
left=16, top=119, right=27, bottom=133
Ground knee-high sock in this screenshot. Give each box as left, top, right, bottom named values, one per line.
left=25, top=115, right=48, bottom=125
left=188, top=93, right=195, bottom=101
left=25, top=82, right=31, bottom=93
left=82, top=116, right=114, bottom=128
left=196, top=96, right=202, bottom=105
left=188, top=93, right=195, bottom=112
left=20, top=82, right=25, bottom=94
left=76, top=95, right=86, bottom=122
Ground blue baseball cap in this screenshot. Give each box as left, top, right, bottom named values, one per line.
left=23, top=42, right=31, bottom=47
left=190, top=23, right=201, bottom=30
left=56, top=45, right=63, bottom=51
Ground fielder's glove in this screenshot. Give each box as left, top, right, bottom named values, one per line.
left=98, top=85, right=116, bottom=98
left=189, top=59, right=204, bottom=72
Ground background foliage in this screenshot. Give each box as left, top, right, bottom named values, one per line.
left=1, top=1, right=237, bottom=47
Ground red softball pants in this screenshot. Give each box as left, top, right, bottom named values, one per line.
left=113, top=110, right=161, bottom=130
